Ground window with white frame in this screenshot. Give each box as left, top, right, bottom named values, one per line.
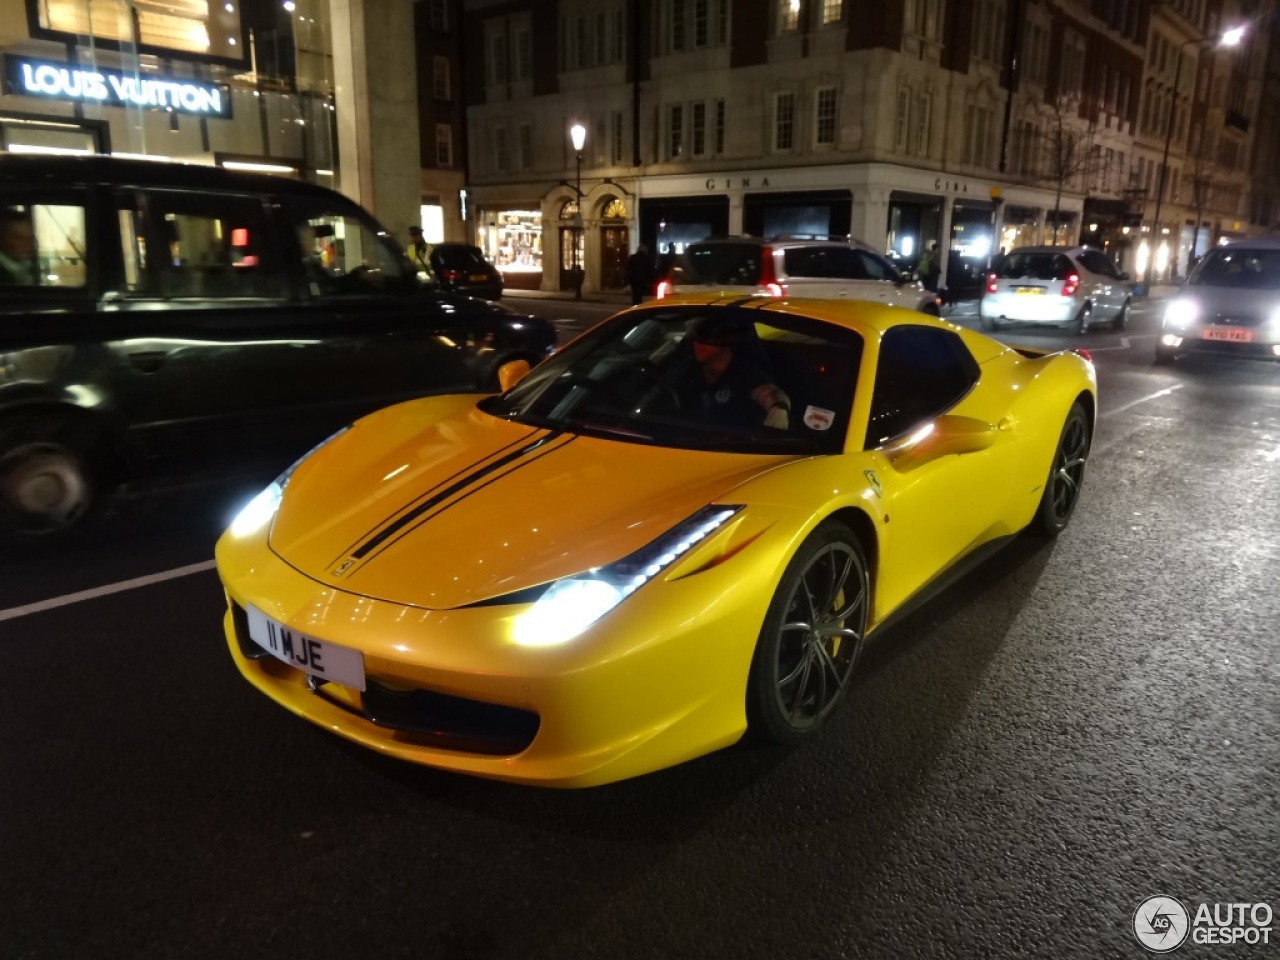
left=667, top=0, right=727, bottom=52
left=778, top=0, right=800, bottom=34
left=905, top=0, right=940, bottom=40
left=515, top=29, right=532, bottom=80
left=715, top=99, right=726, bottom=153
left=895, top=86, right=911, bottom=152
left=973, top=0, right=1007, bottom=65
left=594, top=115, right=608, bottom=164
left=488, top=34, right=508, bottom=84
left=436, top=124, right=453, bottom=166
left=821, top=0, right=843, bottom=26
left=432, top=56, right=450, bottom=100
left=429, top=0, right=448, bottom=32
left=519, top=124, right=533, bottom=171
left=692, top=101, right=707, bottom=156
left=773, top=91, right=795, bottom=151
left=815, top=88, right=837, bottom=145
left=494, top=127, right=509, bottom=173
left=563, top=5, right=626, bottom=67
left=914, top=92, right=932, bottom=155
left=667, top=104, right=685, bottom=159
left=1060, top=28, right=1086, bottom=98
left=611, top=111, right=624, bottom=164
left=694, top=0, right=709, bottom=46
left=964, top=104, right=992, bottom=167
left=1024, top=20, right=1048, bottom=85
left=671, top=0, right=687, bottom=50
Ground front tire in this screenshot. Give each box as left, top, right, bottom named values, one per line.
left=747, top=521, right=869, bottom=744
left=1030, top=403, right=1090, bottom=536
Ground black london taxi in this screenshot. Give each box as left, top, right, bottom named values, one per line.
left=0, top=155, right=556, bottom=538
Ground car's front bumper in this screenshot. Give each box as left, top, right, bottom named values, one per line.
left=214, top=516, right=790, bottom=787
left=1159, top=326, right=1280, bottom=359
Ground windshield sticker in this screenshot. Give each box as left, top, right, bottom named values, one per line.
left=803, top=406, right=835, bottom=431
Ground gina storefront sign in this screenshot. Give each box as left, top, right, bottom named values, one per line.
left=5, top=57, right=232, bottom=119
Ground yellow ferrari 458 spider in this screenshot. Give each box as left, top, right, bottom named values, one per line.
left=216, top=294, right=1097, bottom=787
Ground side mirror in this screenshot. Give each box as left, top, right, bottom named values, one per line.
left=497, top=358, right=532, bottom=392
left=885, top=414, right=997, bottom=470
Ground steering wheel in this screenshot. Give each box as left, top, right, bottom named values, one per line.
left=622, top=360, right=683, bottom=414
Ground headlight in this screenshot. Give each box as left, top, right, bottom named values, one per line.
left=1164, top=299, right=1198, bottom=329
left=512, top=505, right=741, bottom=647
left=228, top=426, right=350, bottom=538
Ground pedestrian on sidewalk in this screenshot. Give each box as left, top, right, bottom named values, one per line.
left=627, top=242, right=654, bottom=305
left=917, top=241, right=941, bottom=293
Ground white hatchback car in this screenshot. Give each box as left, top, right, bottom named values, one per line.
left=980, top=245, right=1133, bottom=334
left=657, top=237, right=939, bottom=314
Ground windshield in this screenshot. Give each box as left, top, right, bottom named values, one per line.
left=1189, top=248, right=1280, bottom=290
left=481, top=305, right=862, bottom=454
left=996, top=252, right=1073, bottom=281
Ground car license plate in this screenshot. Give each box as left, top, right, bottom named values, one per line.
left=245, top=605, right=366, bottom=691
left=469, top=274, right=489, bottom=282
left=1015, top=287, right=1044, bottom=295
left=1202, top=327, right=1252, bottom=342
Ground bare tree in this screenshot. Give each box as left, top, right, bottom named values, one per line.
left=1026, top=95, right=1099, bottom=243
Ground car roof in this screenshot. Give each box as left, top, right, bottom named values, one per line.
left=0, top=154, right=356, bottom=206
left=687, top=235, right=877, bottom=250
left=1216, top=234, right=1280, bottom=249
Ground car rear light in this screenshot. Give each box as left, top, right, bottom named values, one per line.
left=656, top=279, right=672, bottom=299
left=1062, top=273, right=1080, bottom=296
left=442, top=268, right=463, bottom=281
left=758, top=246, right=782, bottom=296
left=1071, top=348, right=1093, bottom=363
left=985, top=273, right=998, bottom=294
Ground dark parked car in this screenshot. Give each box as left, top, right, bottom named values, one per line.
left=0, top=155, right=555, bottom=538
left=429, top=242, right=504, bottom=301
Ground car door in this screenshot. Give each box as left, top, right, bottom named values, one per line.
left=862, top=325, right=1015, bottom=613
left=845, top=248, right=910, bottom=306
left=101, top=187, right=344, bottom=467
left=277, top=198, right=478, bottom=407
left=1077, top=250, right=1120, bottom=316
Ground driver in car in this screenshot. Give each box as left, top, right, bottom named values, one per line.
left=687, top=315, right=791, bottom=431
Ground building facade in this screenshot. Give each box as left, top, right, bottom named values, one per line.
left=461, top=0, right=1277, bottom=295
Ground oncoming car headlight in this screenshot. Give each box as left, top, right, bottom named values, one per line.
left=1164, top=298, right=1199, bottom=329
left=228, top=426, right=350, bottom=537
left=512, top=505, right=742, bottom=647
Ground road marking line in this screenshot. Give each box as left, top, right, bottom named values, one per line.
left=0, top=559, right=216, bottom=623
left=1100, top=383, right=1185, bottom=419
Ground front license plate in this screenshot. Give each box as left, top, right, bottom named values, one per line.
left=1015, top=287, right=1044, bottom=295
left=1202, top=327, right=1252, bottom=342
left=245, top=605, right=366, bottom=691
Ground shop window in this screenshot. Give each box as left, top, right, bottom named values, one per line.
left=39, top=0, right=241, bottom=59
left=483, top=209, right=542, bottom=273
left=0, top=199, right=86, bottom=289
left=122, top=191, right=284, bottom=301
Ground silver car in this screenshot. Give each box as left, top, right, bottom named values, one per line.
left=657, top=237, right=939, bottom=314
left=1157, top=236, right=1280, bottom=363
left=980, top=245, right=1133, bottom=334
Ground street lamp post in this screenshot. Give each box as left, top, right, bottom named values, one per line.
left=1146, top=25, right=1245, bottom=289
left=570, top=122, right=586, bottom=300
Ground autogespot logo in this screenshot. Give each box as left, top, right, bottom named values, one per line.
left=1134, top=895, right=1191, bottom=953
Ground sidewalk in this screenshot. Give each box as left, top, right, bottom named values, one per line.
left=504, top=288, right=631, bottom=306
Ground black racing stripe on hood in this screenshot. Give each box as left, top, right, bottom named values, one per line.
left=349, top=431, right=567, bottom=561
left=324, top=428, right=546, bottom=569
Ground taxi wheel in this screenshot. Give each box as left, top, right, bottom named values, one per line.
left=0, top=415, right=99, bottom=537
left=1030, top=403, right=1090, bottom=537
left=747, top=521, right=869, bottom=745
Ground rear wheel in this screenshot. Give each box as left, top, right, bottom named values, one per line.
left=747, top=521, right=869, bottom=744
left=1112, top=299, right=1131, bottom=331
left=1030, top=403, right=1090, bottom=536
left=0, top=415, right=100, bottom=537
left=1072, top=303, right=1092, bottom=336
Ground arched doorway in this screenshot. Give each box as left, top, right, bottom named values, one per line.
left=599, top=198, right=629, bottom=290
left=558, top=198, right=583, bottom=293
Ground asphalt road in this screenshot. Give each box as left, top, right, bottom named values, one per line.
left=1, top=298, right=1277, bottom=960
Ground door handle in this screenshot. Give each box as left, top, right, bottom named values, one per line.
left=127, top=350, right=168, bottom=373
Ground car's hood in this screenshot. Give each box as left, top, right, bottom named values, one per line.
left=269, top=402, right=792, bottom=608
left=1177, top=284, right=1279, bottom=318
